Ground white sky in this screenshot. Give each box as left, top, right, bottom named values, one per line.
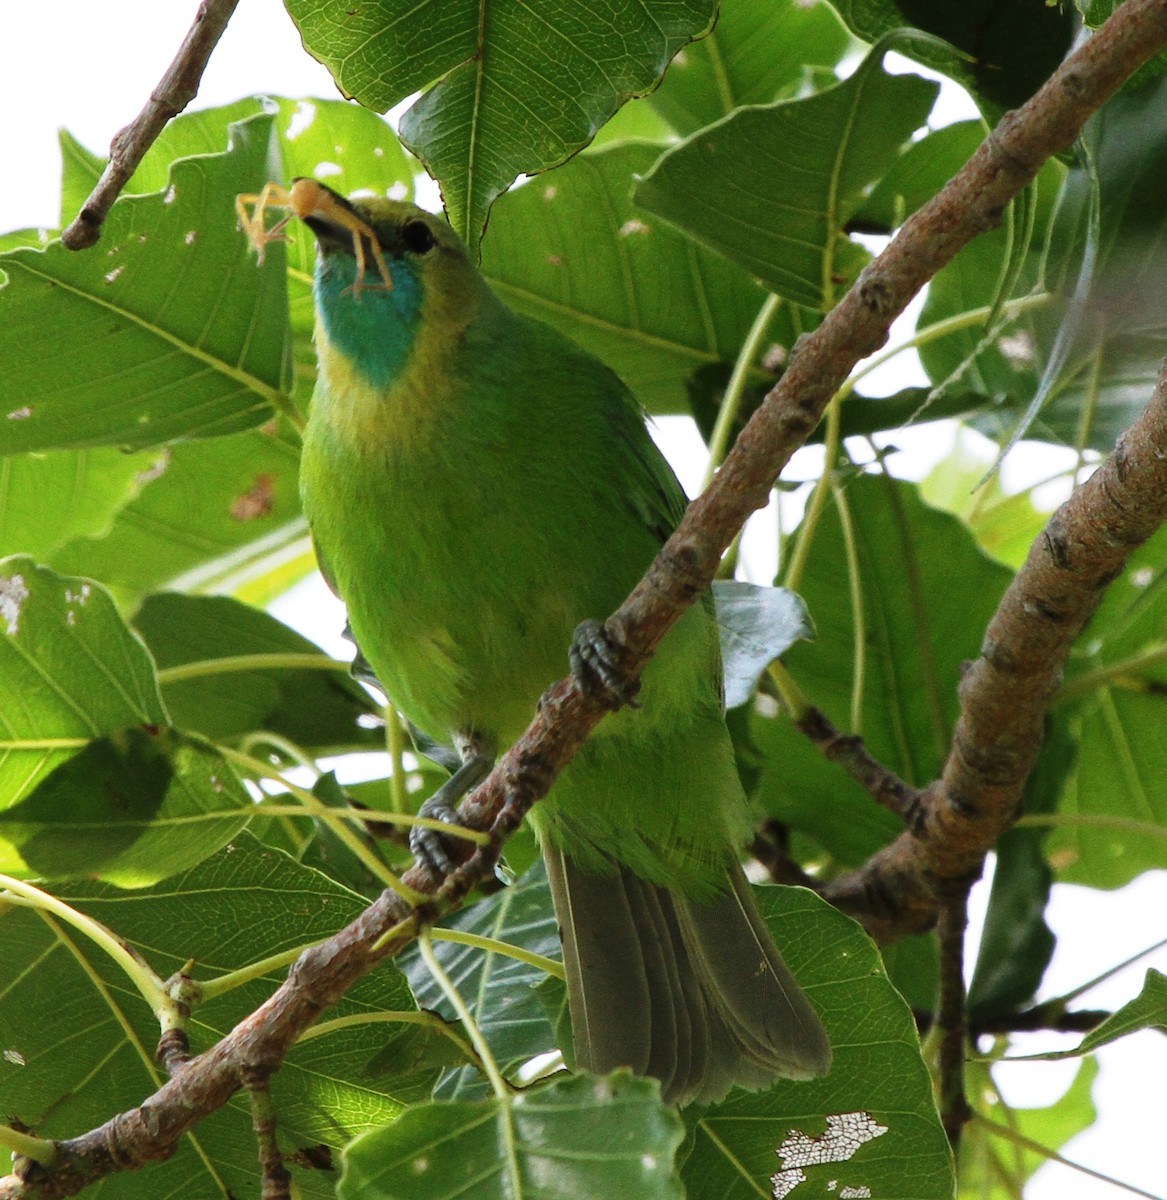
left=2, top=5, right=1166, bottom=1197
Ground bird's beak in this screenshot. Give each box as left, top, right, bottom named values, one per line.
left=292, top=180, right=372, bottom=256
left=289, top=178, right=394, bottom=292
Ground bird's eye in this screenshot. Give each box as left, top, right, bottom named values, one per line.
left=402, top=220, right=437, bottom=255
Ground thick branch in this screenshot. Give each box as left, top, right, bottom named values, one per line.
left=6, top=2, right=1167, bottom=1196
left=62, top=0, right=240, bottom=250
left=824, top=356, right=1167, bottom=939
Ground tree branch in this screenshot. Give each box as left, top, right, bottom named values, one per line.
left=823, top=352, right=1167, bottom=940
left=61, top=0, right=241, bottom=250
left=794, top=705, right=924, bottom=824
left=6, top=2, right=1167, bottom=1195
left=935, top=884, right=973, bottom=1147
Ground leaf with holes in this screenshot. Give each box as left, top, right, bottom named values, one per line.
left=0, top=110, right=289, bottom=453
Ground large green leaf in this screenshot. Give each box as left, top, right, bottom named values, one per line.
left=0, top=724, right=254, bottom=886
left=358, top=886, right=952, bottom=1199
left=0, top=446, right=162, bottom=559
left=481, top=141, right=785, bottom=416
left=339, top=1072, right=686, bottom=1200
left=646, top=0, right=852, bottom=135
left=830, top=0, right=1076, bottom=111
left=680, top=887, right=953, bottom=1199
left=752, top=475, right=1011, bottom=864
left=0, top=557, right=165, bottom=808
left=0, top=111, right=289, bottom=453
left=402, top=862, right=562, bottom=1101
left=1051, top=523, right=1167, bottom=888
left=634, top=42, right=938, bottom=309
left=0, top=834, right=430, bottom=1200
left=0, top=559, right=250, bottom=884
left=133, top=592, right=379, bottom=753
left=283, top=0, right=717, bottom=244
left=48, top=425, right=305, bottom=604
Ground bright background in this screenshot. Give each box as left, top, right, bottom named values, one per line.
left=1, top=3, right=1164, bottom=1196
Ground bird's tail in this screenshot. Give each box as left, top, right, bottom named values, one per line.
left=543, top=845, right=831, bottom=1107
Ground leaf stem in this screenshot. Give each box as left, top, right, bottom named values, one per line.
left=832, top=479, right=866, bottom=734
left=431, top=928, right=565, bottom=980
left=0, top=875, right=166, bottom=1012
left=701, top=292, right=783, bottom=490
left=417, top=931, right=512, bottom=1100
left=298, top=1008, right=484, bottom=1070
left=1054, top=643, right=1167, bottom=705
left=975, top=1113, right=1165, bottom=1200
left=0, top=1123, right=56, bottom=1167
left=782, top=393, right=841, bottom=592
left=156, top=652, right=349, bottom=684
left=385, top=703, right=409, bottom=814
left=217, top=746, right=425, bottom=903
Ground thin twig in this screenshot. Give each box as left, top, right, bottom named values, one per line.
left=935, top=885, right=973, bottom=1148
left=913, top=1005, right=1111, bottom=1036
left=794, top=706, right=924, bottom=824
left=243, top=1068, right=291, bottom=1200
left=61, top=0, right=241, bottom=250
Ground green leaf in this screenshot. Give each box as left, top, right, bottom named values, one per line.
left=338, top=1071, right=686, bottom=1200
left=0, top=558, right=250, bottom=883
left=634, top=41, right=938, bottom=309
left=647, top=0, right=852, bottom=135
left=0, top=446, right=163, bottom=558
left=960, top=1058, right=1098, bottom=1198
left=856, top=119, right=987, bottom=231
left=1051, top=523, right=1167, bottom=887
left=830, top=0, right=1076, bottom=111
left=48, top=425, right=305, bottom=604
left=0, top=725, right=251, bottom=886
left=0, top=110, right=290, bottom=453
left=0, top=834, right=428, bottom=1199
left=402, top=862, right=562, bottom=1100
left=0, top=557, right=166, bottom=808
left=751, top=475, right=1011, bottom=863
left=1073, top=969, right=1167, bottom=1055
left=481, top=141, right=782, bottom=416
left=918, top=432, right=1053, bottom=570
left=133, top=592, right=379, bottom=753
left=712, top=581, right=813, bottom=708
left=681, top=887, right=953, bottom=1199
left=1052, top=690, right=1167, bottom=889
left=284, top=0, right=717, bottom=244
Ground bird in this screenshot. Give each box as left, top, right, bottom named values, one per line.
left=290, top=178, right=831, bottom=1106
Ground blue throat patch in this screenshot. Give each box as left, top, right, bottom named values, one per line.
left=314, top=252, right=422, bottom=390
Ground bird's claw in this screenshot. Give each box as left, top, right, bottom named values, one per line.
left=570, top=619, right=641, bottom=710
left=409, top=796, right=463, bottom=876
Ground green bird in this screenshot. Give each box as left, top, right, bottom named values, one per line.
left=295, top=181, right=830, bottom=1106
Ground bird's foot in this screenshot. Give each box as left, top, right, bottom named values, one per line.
left=408, top=739, right=495, bottom=876
left=570, top=619, right=641, bottom=710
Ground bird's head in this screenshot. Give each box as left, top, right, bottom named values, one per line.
left=297, top=181, right=497, bottom=391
